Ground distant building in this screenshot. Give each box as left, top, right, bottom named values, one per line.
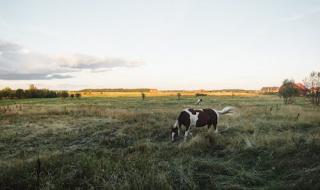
left=294, top=83, right=308, bottom=96
left=261, top=83, right=309, bottom=96
left=260, top=87, right=279, bottom=94
left=310, top=87, right=320, bottom=93
left=149, top=89, right=158, bottom=93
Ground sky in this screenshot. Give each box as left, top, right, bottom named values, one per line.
left=0, top=0, right=319, bottom=90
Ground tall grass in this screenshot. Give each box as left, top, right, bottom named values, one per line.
left=0, top=96, right=319, bottom=189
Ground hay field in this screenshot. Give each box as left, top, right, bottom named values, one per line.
left=72, top=90, right=259, bottom=97
left=0, top=96, right=320, bottom=189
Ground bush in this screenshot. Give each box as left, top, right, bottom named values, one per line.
left=279, top=79, right=299, bottom=104
left=141, top=93, right=146, bottom=100
left=0, top=85, right=59, bottom=99
left=1, top=87, right=12, bottom=98
left=15, top=89, right=25, bottom=99
left=195, top=93, right=207, bottom=97
left=59, top=91, right=69, bottom=99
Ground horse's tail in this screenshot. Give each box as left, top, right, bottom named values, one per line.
left=217, top=106, right=234, bottom=115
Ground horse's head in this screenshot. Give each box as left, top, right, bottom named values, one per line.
left=171, top=126, right=179, bottom=142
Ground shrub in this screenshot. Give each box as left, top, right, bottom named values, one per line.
left=59, top=91, right=69, bottom=99
left=15, top=89, right=25, bottom=99
left=279, top=79, right=299, bottom=104
left=195, top=93, right=207, bottom=97
left=141, top=92, right=146, bottom=100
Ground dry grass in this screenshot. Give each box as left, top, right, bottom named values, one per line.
left=0, top=95, right=319, bottom=189
left=73, top=90, right=259, bottom=97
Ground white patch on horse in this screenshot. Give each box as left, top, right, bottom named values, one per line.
left=173, top=120, right=180, bottom=135
left=184, top=109, right=200, bottom=127
left=173, top=120, right=178, bottom=128
left=212, top=109, right=219, bottom=133
left=212, top=109, right=220, bottom=121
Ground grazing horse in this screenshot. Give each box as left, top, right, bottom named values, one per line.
left=196, top=98, right=203, bottom=105
left=171, top=107, right=233, bottom=142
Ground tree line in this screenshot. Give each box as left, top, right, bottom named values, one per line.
left=303, top=71, right=320, bottom=105
left=0, top=85, right=81, bottom=99
left=80, top=88, right=157, bottom=92
left=279, top=71, right=319, bottom=105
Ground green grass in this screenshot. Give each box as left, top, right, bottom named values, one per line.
left=0, top=96, right=320, bottom=189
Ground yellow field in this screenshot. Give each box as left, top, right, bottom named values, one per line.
left=70, top=90, right=260, bottom=97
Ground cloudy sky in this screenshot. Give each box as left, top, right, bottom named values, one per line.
left=0, top=0, right=319, bottom=90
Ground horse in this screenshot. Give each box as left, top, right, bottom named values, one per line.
left=196, top=98, right=203, bottom=105
left=171, top=107, right=233, bottom=142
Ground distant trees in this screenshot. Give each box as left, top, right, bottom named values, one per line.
left=279, top=79, right=299, bottom=104
left=70, top=93, right=82, bottom=98
left=0, top=85, right=73, bottom=99
left=59, top=91, right=69, bottom=99
left=303, top=71, right=320, bottom=105
left=195, top=93, right=207, bottom=97
left=1, top=87, right=13, bottom=98
left=15, top=89, right=24, bottom=99
left=28, top=84, right=38, bottom=98
left=75, top=93, right=81, bottom=98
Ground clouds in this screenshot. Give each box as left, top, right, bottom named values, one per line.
left=56, top=54, right=142, bottom=70
left=0, top=73, right=72, bottom=80
left=0, top=40, right=143, bottom=80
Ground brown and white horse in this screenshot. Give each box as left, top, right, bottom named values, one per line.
left=171, top=107, right=233, bottom=142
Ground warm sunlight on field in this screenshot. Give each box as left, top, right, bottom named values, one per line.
left=1, top=1, right=319, bottom=189
left=72, top=91, right=259, bottom=97
left=1, top=96, right=320, bottom=189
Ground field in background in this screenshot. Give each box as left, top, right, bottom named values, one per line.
left=70, top=90, right=259, bottom=97
left=0, top=95, right=320, bottom=189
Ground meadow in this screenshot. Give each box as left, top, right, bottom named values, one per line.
left=0, top=95, right=320, bottom=189
left=73, top=90, right=258, bottom=98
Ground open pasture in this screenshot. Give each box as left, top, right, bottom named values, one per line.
left=0, top=96, right=320, bottom=189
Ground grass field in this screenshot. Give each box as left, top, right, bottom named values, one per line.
left=73, top=90, right=258, bottom=97
left=0, top=96, right=320, bottom=189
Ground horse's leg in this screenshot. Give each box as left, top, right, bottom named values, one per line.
left=184, top=126, right=190, bottom=142
left=178, top=124, right=182, bottom=136
left=184, top=130, right=189, bottom=141
left=214, top=124, right=218, bottom=133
